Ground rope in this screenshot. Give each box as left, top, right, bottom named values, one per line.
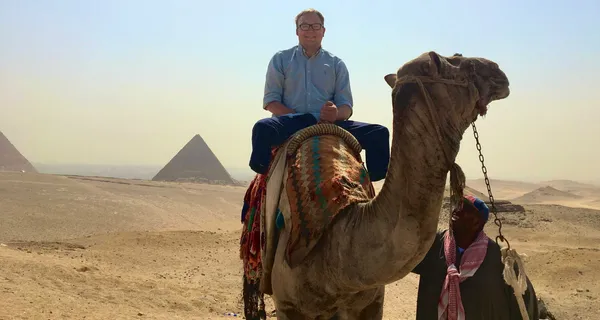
left=501, top=247, right=530, bottom=320
left=286, top=123, right=362, bottom=158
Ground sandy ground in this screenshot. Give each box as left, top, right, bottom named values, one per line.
left=1, top=172, right=599, bottom=319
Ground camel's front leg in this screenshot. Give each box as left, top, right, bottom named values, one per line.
left=273, top=301, right=342, bottom=320
left=357, top=289, right=384, bottom=320
left=271, top=304, right=309, bottom=320
left=341, top=287, right=385, bottom=320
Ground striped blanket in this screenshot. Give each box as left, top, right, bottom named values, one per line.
left=284, top=135, right=376, bottom=267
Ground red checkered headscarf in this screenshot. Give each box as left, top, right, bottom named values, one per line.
left=438, top=196, right=490, bottom=320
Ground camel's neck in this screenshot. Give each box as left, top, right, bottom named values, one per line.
left=371, top=130, right=450, bottom=230
left=316, top=84, right=468, bottom=291
left=371, top=103, right=457, bottom=232
left=327, top=95, right=462, bottom=289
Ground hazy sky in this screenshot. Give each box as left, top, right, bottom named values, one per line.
left=1, top=0, right=599, bottom=182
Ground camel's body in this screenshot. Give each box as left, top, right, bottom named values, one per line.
left=271, top=221, right=388, bottom=319
left=241, top=51, right=510, bottom=319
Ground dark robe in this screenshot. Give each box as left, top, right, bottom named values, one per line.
left=412, top=230, right=539, bottom=320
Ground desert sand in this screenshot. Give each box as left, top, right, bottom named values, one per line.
left=1, top=171, right=599, bottom=319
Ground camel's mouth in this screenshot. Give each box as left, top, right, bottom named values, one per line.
left=476, top=84, right=510, bottom=117
left=476, top=98, right=489, bottom=116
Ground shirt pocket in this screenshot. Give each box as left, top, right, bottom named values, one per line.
left=310, top=63, right=336, bottom=96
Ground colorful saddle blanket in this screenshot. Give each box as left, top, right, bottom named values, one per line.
left=239, top=132, right=376, bottom=287
left=284, top=134, right=376, bottom=266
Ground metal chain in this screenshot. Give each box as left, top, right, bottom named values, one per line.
left=471, top=122, right=511, bottom=250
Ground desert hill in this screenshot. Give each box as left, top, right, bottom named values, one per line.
left=465, top=178, right=600, bottom=210
left=513, top=186, right=583, bottom=204
left=540, top=179, right=600, bottom=198
left=467, top=178, right=540, bottom=200
left=586, top=199, right=600, bottom=208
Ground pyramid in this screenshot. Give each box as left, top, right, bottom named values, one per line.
left=0, top=131, right=37, bottom=173
left=152, top=134, right=235, bottom=184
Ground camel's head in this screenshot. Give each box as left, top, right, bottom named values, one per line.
left=384, top=51, right=510, bottom=128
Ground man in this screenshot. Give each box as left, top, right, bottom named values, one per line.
left=412, top=195, right=540, bottom=320
left=249, top=8, right=390, bottom=181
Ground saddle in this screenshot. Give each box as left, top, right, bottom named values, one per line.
left=240, top=123, right=376, bottom=295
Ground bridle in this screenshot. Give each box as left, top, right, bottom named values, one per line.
left=393, top=74, right=479, bottom=211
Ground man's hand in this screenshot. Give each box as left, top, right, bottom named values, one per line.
left=320, top=101, right=338, bottom=123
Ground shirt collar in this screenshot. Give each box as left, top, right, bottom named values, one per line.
left=297, top=44, right=323, bottom=58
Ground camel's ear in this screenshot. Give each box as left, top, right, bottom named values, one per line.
left=384, top=74, right=396, bottom=88
left=427, top=51, right=443, bottom=76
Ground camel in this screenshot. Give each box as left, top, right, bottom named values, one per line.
left=240, top=51, right=510, bottom=319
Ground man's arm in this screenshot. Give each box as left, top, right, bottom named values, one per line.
left=263, top=53, right=294, bottom=116
left=265, top=101, right=294, bottom=116
left=336, top=105, right=352, bottom=121
left=333, top=59, right=354, bottom=121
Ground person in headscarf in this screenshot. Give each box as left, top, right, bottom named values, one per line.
left=411, top=195, right=540, bottom=319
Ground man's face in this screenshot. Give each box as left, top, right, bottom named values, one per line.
left=296, top=12, right=325, bottom=49
left=451, top=201, right=484, bottom=237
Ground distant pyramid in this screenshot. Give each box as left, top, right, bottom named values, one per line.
left=0, top=131, right=37, bottom=173
left=152, top=134, right=235, bottom=185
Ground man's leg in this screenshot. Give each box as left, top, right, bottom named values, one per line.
left=249, top=114, right=318, bottom=174
left=335, top=120, right=390, bottom=182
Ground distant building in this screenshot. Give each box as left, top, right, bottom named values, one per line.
left=0, top=131, right=37, bottom=173
left=152, top=134, right=236, bottom=185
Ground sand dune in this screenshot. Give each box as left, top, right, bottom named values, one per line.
left=467, top=178, right=541, bottom=200
left=513, top=186, right=583, bottom=203
left=541, top=180, right=600, bottom=198
left=466, top=178, right=600, bottom=210
left=589, top=199, right=600, bottom=207
left=510, top=185, right=600, bottom=211
left=1, top=172, right=599, bottom=319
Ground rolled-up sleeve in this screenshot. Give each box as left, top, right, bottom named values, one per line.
left=263, top=53, right=284, bottom=109
left=333, top=59, right=353, bottom=109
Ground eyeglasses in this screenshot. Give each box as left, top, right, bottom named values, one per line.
left=297, top=23, right=323, bottom=31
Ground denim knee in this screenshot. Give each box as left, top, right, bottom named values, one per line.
left=368, top=125, right=390, bottom=150
left=250, top=119, right=277, bottom=174
left=364, top=125, right=389, bottom=182
left=252, top=118, right=273, bottom=137
left=374, top=125, right=390, bottom=141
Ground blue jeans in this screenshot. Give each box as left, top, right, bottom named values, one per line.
left=249, top=113, right=390, bottom=182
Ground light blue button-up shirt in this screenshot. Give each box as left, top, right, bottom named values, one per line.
left=262, top=45, right=353, bottom=120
